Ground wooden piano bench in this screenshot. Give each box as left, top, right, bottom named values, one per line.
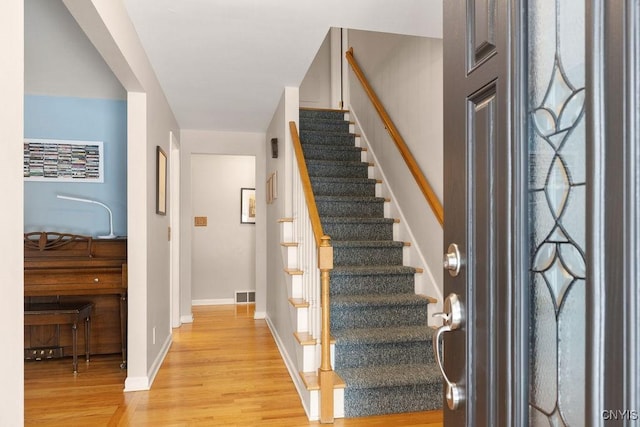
left=24, top=302, right=93, bottom=374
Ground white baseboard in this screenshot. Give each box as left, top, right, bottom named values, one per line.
left=192, top=298, right=234, bottom=306
left=124, top=375, right=150, bottom=392
left=148, top=333, right=172, bottom=387
left=180, top=314, right=194, bottom=324
left=123, top=333, right=173, bottom=392
left=265, top=315, right=316, bottom=420
left=253, top=311, right=266, bottom=319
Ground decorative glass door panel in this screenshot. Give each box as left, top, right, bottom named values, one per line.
left=528, top=0, right=585, bottom=425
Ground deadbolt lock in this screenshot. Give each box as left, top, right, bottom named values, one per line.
left=443, top=243, right=462, bottom=277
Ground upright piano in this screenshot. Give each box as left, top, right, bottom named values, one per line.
left=24, top=232, right=127, bottom=368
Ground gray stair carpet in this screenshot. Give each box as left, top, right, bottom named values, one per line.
left=298, top=108, right=442, bottom=417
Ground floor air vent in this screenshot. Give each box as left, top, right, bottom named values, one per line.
left=235, top=290, right=255, bottom=304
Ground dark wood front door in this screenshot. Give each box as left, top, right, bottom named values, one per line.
left=441, top=0, right=639, bottom=425
left=442, top=0, right=526, bottom=425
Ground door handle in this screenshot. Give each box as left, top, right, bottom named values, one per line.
left=432, top=293, right=465, bottom=410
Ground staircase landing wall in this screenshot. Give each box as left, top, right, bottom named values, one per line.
left=347, top=30, right=444, bottom=305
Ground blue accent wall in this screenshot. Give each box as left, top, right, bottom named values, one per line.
left=24, top=95, right=127, bottom=237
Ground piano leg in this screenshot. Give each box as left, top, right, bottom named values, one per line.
left=120, top=294, right=127, bottom=369
left=72, top=321, right=78, bottom=374
left=85, top=314, right=91, bottom=363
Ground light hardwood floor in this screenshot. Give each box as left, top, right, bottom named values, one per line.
left=25, top=304, right=443, bottom=426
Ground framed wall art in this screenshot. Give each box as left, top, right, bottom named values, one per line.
left=240, top=187, right=256, bottom=224
left=23, top=138, right=104, bottom=183
left=156, top=146, right=167, bottom=215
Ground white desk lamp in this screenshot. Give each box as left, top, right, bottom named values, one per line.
left=57, top=195, right=116, bottom=239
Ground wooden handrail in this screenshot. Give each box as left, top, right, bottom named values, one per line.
left=290, top=121, right=326, bottom=247
left=345, top=48, right=444, bottom=226
left=289, top=120, right=334, bottom=423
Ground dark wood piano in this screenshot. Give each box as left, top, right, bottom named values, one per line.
left=24, top=232, right=127, bottom=368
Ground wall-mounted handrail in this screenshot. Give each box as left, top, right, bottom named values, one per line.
left=345, top=48, right=444, bottom=226
left=289, top=121, right=335, bottom=423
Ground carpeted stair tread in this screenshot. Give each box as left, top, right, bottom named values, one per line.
left=316, top=195, right=384, bottom=203
left=307, top=160, right=369, bottom=179
left=331, top=293, right=431, bottom=308
left=299, top=109, right=347, bottom=121
left=300, top=115, right=349, bottom=123
left=322, top=217, right=394, bottom=225
left=302, top=143, right=362, bottom=155
left=301, top=128, right=353, bottom=136
left=310, top=176, right=376, bottom=184
left=332, top=240, right=405, bottom=248
left=337, top=363, right=442, bottom=390
left=329, top=266, right=417, bottom=296
left=302, top=144, right=362, bottom=152
left=300, top=131, right=356, bottom=146
left=310, top=177, right=377, bottom=197
left=306, top=159, right=368, bottom=167
left=322, top=218, right=395, bottom=241
left=301, top=129, right=356, bottom=137
left=331, top=265, right=418, bottom=276
left=333, top=325, right=435, bottom=345
left=300, top=118, right=351, bottom=132
left=316, top=197, right=384, bottom=219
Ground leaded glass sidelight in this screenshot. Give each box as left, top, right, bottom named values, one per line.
left=528, top=0, right=586, bottom=425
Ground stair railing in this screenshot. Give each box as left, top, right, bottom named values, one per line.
left=289, top=121, right=335, bottom=423
left=345, top=47, right=444, bottom=226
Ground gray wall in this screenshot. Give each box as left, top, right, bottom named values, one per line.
left=300, top=31, right=331, bottom=109
left=190, top=154, right=256, bottom=303
left=347, top=29, right=444, bottom=301
left=265, top=87, right=309, bottom=408
left=25, top=0, right=125, bottom=99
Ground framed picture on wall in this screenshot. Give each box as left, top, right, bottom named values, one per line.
left=266, top=175, right=273, bottom=204
left=156, top=146, right=167, bottom=215
left=23, top=138, right=104, bottom=183
left=241, top=187, right=256, bottom=224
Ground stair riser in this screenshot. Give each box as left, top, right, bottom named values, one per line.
left=303, top=147, right=361, bottom=162
left=335, top=341, right=435, bottom=369
left=333, top=246, right=403, bottom=266
left=322, top=222, right=393, bottom=241
left=301, top=131, right=355, bottom=146
left=300, top=110, right=346, bottom=121
left=317, top=200, right=384, bottom=218
left=344, top=383, right=442, bottom=417
left=300, top=119, right=350, bottom=133
left=331, top=304, right=428, bottom=330
left=307, top=162, right=368, bottom=179
left=330, top=274, right=415, bottom=296
left=311, top=181, right=376, bottom=197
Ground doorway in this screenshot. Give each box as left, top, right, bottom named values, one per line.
left=190, top=154, right=257, bottom=306
left=170, top=131, right=181, bottom=328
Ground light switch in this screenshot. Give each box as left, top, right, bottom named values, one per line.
left=194, top=216, right=208, bottom=227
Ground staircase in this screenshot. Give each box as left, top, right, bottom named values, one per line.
left=298, top=108, right=442, bottom=417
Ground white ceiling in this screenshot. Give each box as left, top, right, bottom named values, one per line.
left=27, top=0, right=443, bottom=133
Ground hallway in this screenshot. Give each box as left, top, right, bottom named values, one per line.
left=25, top=305, right=443, bottom=426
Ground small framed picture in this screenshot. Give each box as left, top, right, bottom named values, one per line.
left=156, top=146, right=167, bottom=215
left=240, top=188, right=256, bottom=224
